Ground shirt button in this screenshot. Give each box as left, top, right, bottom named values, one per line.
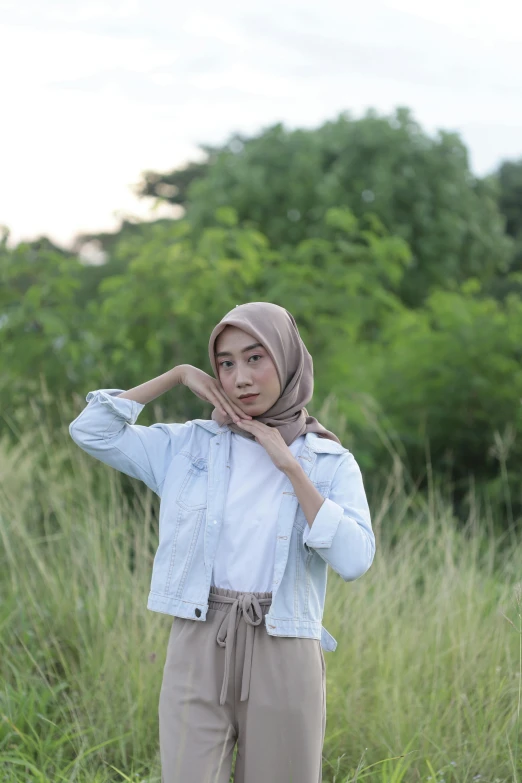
left=213, top=520, right=217, bottom=524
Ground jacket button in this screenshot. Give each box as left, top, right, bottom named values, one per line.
left=195, top=608, right=201, bottom=617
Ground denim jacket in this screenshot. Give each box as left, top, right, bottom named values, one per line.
left=69, top=389, right=376, bottom=652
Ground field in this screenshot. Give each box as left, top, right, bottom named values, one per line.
left=1, top=424, right=520, bottom=782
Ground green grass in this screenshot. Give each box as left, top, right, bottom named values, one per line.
left=0, top=413, right=520, bottom=782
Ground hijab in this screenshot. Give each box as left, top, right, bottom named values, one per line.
left=207, top=302, right=342, bottom=446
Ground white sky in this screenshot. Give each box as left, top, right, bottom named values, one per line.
left=1, top=0, right=522, bottom=253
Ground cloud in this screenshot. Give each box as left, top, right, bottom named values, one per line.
left=1, top=0, right=521, bottom=249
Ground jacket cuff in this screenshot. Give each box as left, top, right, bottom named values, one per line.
left=85, top=389, right=145, bottom=425
left=302, top=497, right=344, bottom=549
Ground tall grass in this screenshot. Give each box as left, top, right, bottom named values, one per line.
left=0, top=397, right=520, bottom=782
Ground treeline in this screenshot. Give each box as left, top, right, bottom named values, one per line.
left=1, top=106, right=522, bottom=525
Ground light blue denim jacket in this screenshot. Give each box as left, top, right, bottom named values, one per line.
left=69, top=389, right=375, bottom=652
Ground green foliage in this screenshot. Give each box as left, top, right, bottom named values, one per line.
left=369, top=283, right=522, bottom=487
left=1, top=108, right=522, bottom=518
left=0, top=231, right=85, bottom=409
left=485, top=159, right=522, bottom=301
left=497, top=158, right=522, bottom=244
left=148, top=106, right=513, bottom=307
left=0, top=205, right=412, bottom=430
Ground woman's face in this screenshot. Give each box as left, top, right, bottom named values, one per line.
left=215, top=325, right=281, bottom=417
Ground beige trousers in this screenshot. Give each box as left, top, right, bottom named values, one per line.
left=159, top=585, right=327, bottom=783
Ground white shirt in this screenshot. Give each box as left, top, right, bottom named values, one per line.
left=211, top=432, right=306, bottom=593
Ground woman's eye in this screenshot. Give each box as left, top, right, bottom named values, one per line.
left=219, top=355, right=262, bottom=368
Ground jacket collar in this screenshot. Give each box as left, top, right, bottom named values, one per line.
left=191, top=419, right=347, bottom=454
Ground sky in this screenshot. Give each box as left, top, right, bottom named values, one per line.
left=1, top=0, right=522, bottom=258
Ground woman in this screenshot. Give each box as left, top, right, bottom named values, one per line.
left=69, top=301, right=375, bottom=783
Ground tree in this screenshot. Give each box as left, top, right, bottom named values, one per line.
left=137, top=107, right=513, bottom=307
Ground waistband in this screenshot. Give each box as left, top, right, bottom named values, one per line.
left=209, top=586, right=272, bottom=706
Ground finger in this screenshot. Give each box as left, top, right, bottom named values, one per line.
left=216, top=389, right=252, bottom=420
left=211, top=391, right=247, bottom=422
left=210, top=392, right=235, bottom=419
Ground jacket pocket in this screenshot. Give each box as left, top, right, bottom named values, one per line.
left=175, top=458, right=209, bottom=510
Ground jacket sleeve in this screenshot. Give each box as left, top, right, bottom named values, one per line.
left=68, top=389, right=190, bottom=496
left=302, top=451, right=375, bottom=582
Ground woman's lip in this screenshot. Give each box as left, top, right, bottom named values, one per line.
left=240, top=394, right=259, bottom=401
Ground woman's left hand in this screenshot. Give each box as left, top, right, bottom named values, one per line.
left=236, top=418, right=297, bottom=474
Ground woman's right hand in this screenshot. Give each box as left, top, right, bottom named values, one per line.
left=178, top=365, right=252, bottom=424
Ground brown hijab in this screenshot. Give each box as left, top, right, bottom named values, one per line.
left=207, top=302, right=342, bottom=446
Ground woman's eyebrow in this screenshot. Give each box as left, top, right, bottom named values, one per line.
left=216, top=342, right=263, bottom=358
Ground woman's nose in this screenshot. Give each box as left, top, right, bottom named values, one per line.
left=235, top=369, right=251, bottom=384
